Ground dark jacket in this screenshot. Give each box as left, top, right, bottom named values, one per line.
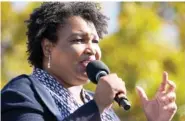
left=1, top=74, right=101, bottom=121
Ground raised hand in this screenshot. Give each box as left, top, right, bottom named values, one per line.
left=136, top=72, right=177, bottom=121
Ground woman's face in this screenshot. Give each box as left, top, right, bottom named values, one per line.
left=46, top=16, right=101, bottom=87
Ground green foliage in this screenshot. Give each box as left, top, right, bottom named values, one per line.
left=98, top=2, right=185, bottom=121
left=1, top=2, right=42, bottom=87
left=1, top=2, right=185, bottom=121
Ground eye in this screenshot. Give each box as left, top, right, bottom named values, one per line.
left=92, top=40, right=99, bottom=44
left=72, top=39, right=84, bottom=43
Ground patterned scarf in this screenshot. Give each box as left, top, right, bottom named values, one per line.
left=31, top=68, right=120, bottom=121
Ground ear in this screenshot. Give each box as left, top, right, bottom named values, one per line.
left=41, top=38, right=53, bottom=57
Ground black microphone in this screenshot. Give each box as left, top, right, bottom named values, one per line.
left=86, top=60, right=131, bottom=111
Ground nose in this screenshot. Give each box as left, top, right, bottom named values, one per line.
left=84, top=42, right=96, bottom=55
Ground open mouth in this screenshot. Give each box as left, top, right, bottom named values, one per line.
left=79, top=56, right=96, bottom=70
left=80, top=60, right=91, bottom=67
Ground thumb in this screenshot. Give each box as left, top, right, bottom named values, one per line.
left=136, top=86, right=148, bottom=105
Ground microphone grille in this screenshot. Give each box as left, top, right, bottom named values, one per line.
left=86, top=60, right=110, bottom=84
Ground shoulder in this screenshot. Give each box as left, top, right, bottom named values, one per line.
left=2, top=74, right=33, bottom=92
left=1, top=74, right=37, bottom=102
left=1, top=74, right=44, bottom=113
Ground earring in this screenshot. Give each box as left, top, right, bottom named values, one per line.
left=48, top=54, right=51, bottom=69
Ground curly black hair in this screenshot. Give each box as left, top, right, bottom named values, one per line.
left=25, top=2, right=109, bottom=69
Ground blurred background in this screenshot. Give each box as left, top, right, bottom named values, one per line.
left=1, top=2, right=185, bottom=121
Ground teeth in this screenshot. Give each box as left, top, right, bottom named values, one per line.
left=82, top=61, right=90, bottom=66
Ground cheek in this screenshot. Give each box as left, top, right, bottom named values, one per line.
left=72, top=44, right=102, bottom=60
left=56, top=44, right=84, bottom=60
left=70, top=45, right=85, bottom=57
left=95, top=45, right=101, bottom=60
left=51, top=49, right=64, bottom=66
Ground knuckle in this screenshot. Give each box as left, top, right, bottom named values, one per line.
left=169, top=92, right=176, bottom=100
left=99, top=76, right=107, bottom=81
left=169, top=80, right=176, bottom=88
left=122, top=80, right=125, bottom=85
left=99, top=77, right=110, bottom=86
left=118, top=78, right=126, bottom=89
left=172, top=93, right=176, bottom=99
left=161, top=97, right=166, bottom=103
left=170, top=104, right=177, bottom=112
left=174, top=104, right=177, bottom=110
left=111, top=73, right=118, bottom=78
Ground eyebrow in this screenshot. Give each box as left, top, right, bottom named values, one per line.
left=68, top=31, right=98, bottom=40
left=70, top=33, right=84, bottom=38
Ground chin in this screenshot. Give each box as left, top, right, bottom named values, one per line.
left=78, top=72, right=89, bottom=84
left=75, top=68, right=89, bottom=84
left=81, top=73, right=89, bottom=81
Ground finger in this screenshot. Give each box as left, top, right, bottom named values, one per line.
left=118, top=78, right=126, bottom=95
left=166, top=80, right=176, bottom=93
left=112, top=78, right=127, bottom=96
left=163, top=102, right=177, bottom=113
left=160, top=92, right=176, bottom=105
left=158, top=71, right=168, bottom=92
left=167, top=92, right=176, bottom=103
left=136, top=86, right=148, bottom=105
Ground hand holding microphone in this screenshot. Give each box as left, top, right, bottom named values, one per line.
left=86, top=60, right=131, bottom=113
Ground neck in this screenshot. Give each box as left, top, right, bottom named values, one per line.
left=68, top=85, right=83, bottom=96
left=41, top=66, right=84, bottom=104
left=48, top=70, right=78, bottom=89
left=51, top=73, right=84, bottom=102
left=42, top=64, right=83, bottom=94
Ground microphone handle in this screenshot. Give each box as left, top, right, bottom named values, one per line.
left=96, top=71, right=131, bottom=111
left=114, top=96, right=131, bottom=111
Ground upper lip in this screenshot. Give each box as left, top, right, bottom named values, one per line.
left=80, top=56, right=96, bottom=63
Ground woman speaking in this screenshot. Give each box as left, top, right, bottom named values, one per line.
left=1, top=2, right=177, bottom=121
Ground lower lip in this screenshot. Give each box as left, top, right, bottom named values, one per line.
left=79, top=61, right=90, bottom=70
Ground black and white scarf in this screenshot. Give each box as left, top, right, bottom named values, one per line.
left=31, top=68, right=120, bottom=121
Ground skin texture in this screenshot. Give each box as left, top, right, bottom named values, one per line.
left=136, top=72, right=177, bottom=121
left=41, top=16, right=177, bottom=120
left=42, top=16, right=101, bottom=88
left=42, top=16, right=101, bottom=104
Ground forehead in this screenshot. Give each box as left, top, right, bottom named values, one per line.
left=57, top=16, right=99, bottom=39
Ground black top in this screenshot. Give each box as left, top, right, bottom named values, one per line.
left=1, top=74, right=101, bottom=121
